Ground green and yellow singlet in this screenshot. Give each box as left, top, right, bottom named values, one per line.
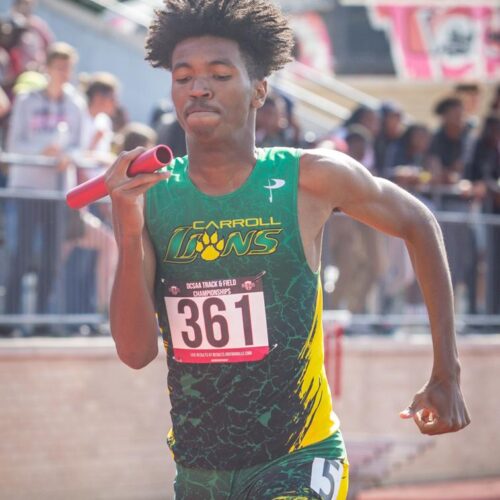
left=145, top=147, right=341, bottom=470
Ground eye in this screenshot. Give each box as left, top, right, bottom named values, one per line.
left=213, top=74, right=231, bottom=81
left=174, top=75, right=191, bottom=84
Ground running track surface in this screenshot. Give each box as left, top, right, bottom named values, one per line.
left=357, top=477, right=500, bottom=500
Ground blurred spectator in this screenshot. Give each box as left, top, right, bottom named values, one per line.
left=149, top=97, right=171, bottom=130
left=117, top=121, right=157, bottom=151
left=393, top=123, right=430, bottom=169
left=427, top=96, right=478, bottom=314
left=345, top=124, right=370, bottom=163
left=0, top=83, right=9, bottom=119
left=391, top=123, right=431, bottom=189
left=10, top=0, right=53, bottom=71
left=110, top=103, right=128, bottom=132
left=4, top=42, right=87, bottom=318
left=466, top=116, right=500, bottom=186
left=155, top=107, right=186, bottom=157
left=0, top=0, right=53, bottom=94
left=0, top=85, right=7, bottom=183
left=256, top=92, right=298, bottom=148
left=7, top=42, right=85, bottom=188
left=389, top=123, right=433, bottom=311
left=11, top=67, right=45, bottom=94
left=466, top=115, right=500, bottom=314
left=61, top=72, right=120, bottom=317
left=374, top=101, right=404, bottom=178
left=338, top=105, right=379, bottom=171
left=454, top=82, right=481, bottom=129
left=326, top=126, right=385, bottom=313
left=0, top=12, right=27, bottom=144
left=82, top=72, right=118, bottom=155
left=426, top=96, right=474, bottom=185
left=0, top=11, right=28, bottom=95
left=344, top=105, right=380, bottom=137
left=489, top=84, right=500, bottom=116
left=278, top=91, right=302, bottom=147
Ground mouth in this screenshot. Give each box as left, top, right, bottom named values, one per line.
left=186, top=106, right=219, bottom=117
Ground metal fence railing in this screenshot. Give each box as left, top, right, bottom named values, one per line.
left=0, top=154, right=116, bottom=335
left=1, top=155, right=499, bottom=335
left=322, top=198, right=500, bottom=333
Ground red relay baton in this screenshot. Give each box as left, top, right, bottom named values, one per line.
left=66, top=145, right=173, bottom=209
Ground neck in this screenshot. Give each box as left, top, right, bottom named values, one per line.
left=444, top=123, right=462, bottom=138
left=45, top=81, right=64, bottom=100
left=186, top=134, right=257, bottom=195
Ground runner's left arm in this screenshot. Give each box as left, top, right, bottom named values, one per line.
left=302, top=148, right=471, bottom=435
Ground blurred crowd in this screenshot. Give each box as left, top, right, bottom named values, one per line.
left=316, top=87, right=500, bottom=321
left=0, top=0, right=160, bottom=335
left=252, top=82, right=499, bottom=322
left=0, top=0, right=498, bottom=336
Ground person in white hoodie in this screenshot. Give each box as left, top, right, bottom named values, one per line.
left=5, top=42, right=87, bottom=319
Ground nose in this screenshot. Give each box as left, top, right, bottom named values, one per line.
left=189, top=77, right=213, bottom=99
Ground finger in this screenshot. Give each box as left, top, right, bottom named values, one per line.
left=419, top=419, right=443, bottom=435
left=400, top=397, right=423, bottom=419
left=121, top=171, right=170, bottom=190
left=121, top=181, right=165, bottom=198
left=418, top=413, right=465, bottom=435
left=455, top=407, right=471, bottom=431
left=421, top=418, right=458, bottom=435
left=399, top=408, right=414, bottom=419
left=110, top=171, right=170, bottom=195
left=413, top=408, right=440, bottom=433
left=113, top=174, right=169, bottom=199
left=114, top=172, right=170, bottom=194
left=414, top=407, right=433, bottom=425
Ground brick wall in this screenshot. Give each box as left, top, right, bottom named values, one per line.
left=1, top=334, right=499, bottom=499
left=0, top=338, right=173, bottom=500
left=329, top=334, right=500, bottom=486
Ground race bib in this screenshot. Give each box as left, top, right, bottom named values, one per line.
left=164, top=273, right=269, bottom=364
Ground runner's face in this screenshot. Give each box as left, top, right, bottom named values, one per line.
left=171, top=36, right=265, bottom=141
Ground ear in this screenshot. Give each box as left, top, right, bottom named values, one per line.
left=251, top=79, right=267, bottom=110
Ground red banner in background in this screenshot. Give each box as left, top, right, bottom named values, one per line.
left=290, top=12, right=335, bottom=74
left=370, top=5, right=500, bottom=80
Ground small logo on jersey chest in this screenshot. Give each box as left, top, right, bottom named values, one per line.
left=264, top=178, right=286, bottom=202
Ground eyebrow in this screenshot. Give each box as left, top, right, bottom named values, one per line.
left=172, top=59, right=236, bottom=71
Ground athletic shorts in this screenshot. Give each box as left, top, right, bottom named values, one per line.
left=174, top=432, right=349, bottom=500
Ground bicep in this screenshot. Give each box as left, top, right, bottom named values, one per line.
left=324, top=153, right=434, bottom=241
left=342, top=176, right=429, bottom=240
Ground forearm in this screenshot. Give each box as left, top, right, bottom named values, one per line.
left=405, top=214, right=460, bottom=379
left=110, top=237, right=159, bottom=369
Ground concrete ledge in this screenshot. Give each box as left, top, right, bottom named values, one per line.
left=2, top=332, right=499, bottom=355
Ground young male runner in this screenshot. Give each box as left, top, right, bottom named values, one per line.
left=106, top=1, right=470, bottom=498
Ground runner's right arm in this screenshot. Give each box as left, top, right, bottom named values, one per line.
left=106, top=148, right=170, bottom=369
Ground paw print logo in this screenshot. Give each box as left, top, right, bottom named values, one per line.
left=196, top=231, right=225, bottom=261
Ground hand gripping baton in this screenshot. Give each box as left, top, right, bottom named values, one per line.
left=66, top=145, right=173, bottom=209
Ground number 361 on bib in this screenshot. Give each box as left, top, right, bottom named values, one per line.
left=164, top=274, right=270, bottom=364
